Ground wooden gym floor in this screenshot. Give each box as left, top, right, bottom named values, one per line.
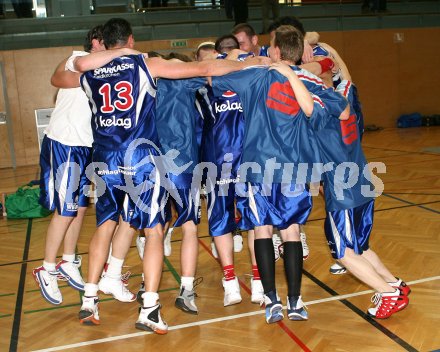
left=0, top=127, right=439, bottom=352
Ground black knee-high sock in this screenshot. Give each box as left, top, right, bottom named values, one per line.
left=283, top=241, right=303, bottom=298
left=254, top=238, right=276, bottom=294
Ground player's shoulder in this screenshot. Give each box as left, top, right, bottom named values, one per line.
left=296, top=66, right=325, bottom=86
left=69, top=50, right=89, bottom=59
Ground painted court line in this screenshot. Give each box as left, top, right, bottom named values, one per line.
left=10, top=219, right=32, bottom=352
left=383, top=193, right=440, bottom=215
left=31, top=275, right=440, bottom=352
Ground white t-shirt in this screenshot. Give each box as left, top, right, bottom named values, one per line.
left=44, top=51, right=93, bottom=147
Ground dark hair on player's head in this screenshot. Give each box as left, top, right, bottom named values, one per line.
left=231, top=23, right=256, bottom=38
left=267, top=20, right=281, bottom=34
left=278, top=16, right=305, bottom=36
left=274, top=25, right=304, bottom=64
left=103, top=18, right=133, bottom=49
left=84, top=25, right=104, bottom=52
left=215, top=34, right=239, bottom=53
left=147, top=51, right=163, bottom=58
left=166, top=52, right=193, bottom=62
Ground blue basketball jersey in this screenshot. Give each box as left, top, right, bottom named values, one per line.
left=200, top=54, right=251, bottom=178
left=155, top=77, right=206, bottom=171
left=81, top=54, right=158, bottom=150
left=312, top=44, right=330, bottom=57
left=312, top=44, right=364, bottom=136
left=349, top=83, right=365, bottom=139
left=259, top=46, right=270, bottom=57
left=202, top=86, right=245, bottom=177
left=310, top=80, right=374, bottom=211
left=211, top=66, right=348, bottom=183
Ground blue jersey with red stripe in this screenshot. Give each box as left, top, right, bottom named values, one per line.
left=81, top=54, right=158, bottom=150
left=312, top=44, right=364, bottom=137
left=310, top=80, right=374, bottom=211
left=211, top=66, right=348, bottom=183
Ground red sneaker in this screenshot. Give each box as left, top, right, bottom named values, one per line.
left=367, top=289, right=409, bottom=319
left=390, top=278, right=411, bottom=296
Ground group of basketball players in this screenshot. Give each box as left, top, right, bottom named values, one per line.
left=32, top=16, right=410, bottom=335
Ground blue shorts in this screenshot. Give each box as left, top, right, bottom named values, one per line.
left=324, top=200, right=374, bottom=259
left=237, top=182, right=312, bottom=230
left=206, top=177, right=242, bottom=237
left=93, top=147, right=168, bottom=229
left=39, top=136, right=91, bottom=217
left=169, top=187, right=201, bottom=227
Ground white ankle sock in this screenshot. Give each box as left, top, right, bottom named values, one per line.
left=62, top=253, right=75, bottom=262
left=106, top=256, right=124, bottom=278
left=84, top=283, right=98, bottom=297
left=43, top=261, right=56, bottom=272
left=142, top=292, right=159, bottom=307
left=181, top=276, right=194, bottom=291
left=383, top=288, right=399, bottom=296
left=387, top=278, right=401, bottom=285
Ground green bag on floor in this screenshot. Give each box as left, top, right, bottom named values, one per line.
left=5, top=183, right=52, bottom=219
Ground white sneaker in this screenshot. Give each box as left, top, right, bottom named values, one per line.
left=250, top=278, right=264, bottom=304
left=32, top=266, right=62, bottom=305
left=136, top=235, right=145, bottom=260
left=211, top=241, right=219, bottom=259
left=222, top=277, right=242, bottom=306
left=56, top=257, right=85, bottom=291
left=329, top=262, right=347, bottom=275
left=272, top=232, right=282, bottom=261
left=300, top=228, right=309, bottom=260
left=79, top=296, right=100, bottom=325
left=98, top=275, right=136, bottom=302
left=233, top=230, right=243, bottom=253
left=136, top=303, right=168, bottom=334
left=164, top=227, right=173, bottom=257
left=175, top=286, right=198, bottom=314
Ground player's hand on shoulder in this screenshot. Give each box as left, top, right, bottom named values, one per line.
left=225, top=49, right=247, bottom=61
left=302, top=40, right=314, bottom=63
left=246, top=56, right=271, bottom=66
left=269, top=62, right=292, bottom=77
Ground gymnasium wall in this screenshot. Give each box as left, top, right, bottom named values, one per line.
left=0, top=27, right=439, bottom=168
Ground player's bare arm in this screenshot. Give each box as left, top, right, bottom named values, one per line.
left=302, top=32, right=320, bottom=63
left=300, top=58, right=338, bottom=88
left=51, top=58, right=81, bottom=89
left=146, top=56, right=270, bottom=80
left=73, top=47, right=141, bottom=72
left=318, top=42, right=351, bottom=81
left=51, top=48, right=142, bottom=89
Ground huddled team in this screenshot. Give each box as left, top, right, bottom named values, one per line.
left=32, top=16, right=410, bottom=335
